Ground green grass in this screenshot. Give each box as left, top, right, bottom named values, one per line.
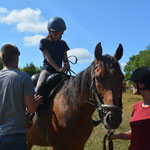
left=32, top=91, right=142, bottom=150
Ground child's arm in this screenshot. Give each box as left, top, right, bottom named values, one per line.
left=42, top=49, right=68, bottom=73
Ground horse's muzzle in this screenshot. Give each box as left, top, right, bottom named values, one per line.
left=103, top=109, right=122, bottom=129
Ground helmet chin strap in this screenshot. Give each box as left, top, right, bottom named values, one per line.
left=136, top=83, right=150, bottom=95
left=136, top=83, right=141, bottom=95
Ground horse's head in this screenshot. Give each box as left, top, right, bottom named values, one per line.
left=90, top=42, right=124, bottom=130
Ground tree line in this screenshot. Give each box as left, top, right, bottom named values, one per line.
left=0, top=62, right=41, bottom=76
left=124, top=45, right=150, bottom=83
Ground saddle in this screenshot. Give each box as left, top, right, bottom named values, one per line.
left=31, top=73, right=64, bottom=100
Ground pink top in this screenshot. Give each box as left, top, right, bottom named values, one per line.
left=129, top=101, right=150, bottom=150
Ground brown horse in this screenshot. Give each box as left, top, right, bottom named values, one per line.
left=27, top=42, right=124, bottom=150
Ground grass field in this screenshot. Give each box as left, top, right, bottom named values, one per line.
left=32, top=91, right=142, bottom=150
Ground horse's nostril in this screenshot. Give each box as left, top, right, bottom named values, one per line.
left=106, top=113, right=120, bottom=126
left=106, top=114, right=112, bottom=124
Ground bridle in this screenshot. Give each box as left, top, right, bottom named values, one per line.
left=89, top=64, right=122, bottom=121
left=88, top=64, right=123, bottom=150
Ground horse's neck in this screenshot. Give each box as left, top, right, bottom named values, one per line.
left=72, top=69, right=91, bottom=98
left=65, top=68, right=95, bottom=114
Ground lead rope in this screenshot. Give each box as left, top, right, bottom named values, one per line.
left=103, top=130, right=114, bottom=150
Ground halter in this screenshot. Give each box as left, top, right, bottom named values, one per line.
left=89, top=64, right=123, bottom=150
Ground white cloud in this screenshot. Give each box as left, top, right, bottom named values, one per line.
left=0, top=7, right=47, bottom=33
left=120, top=62, right=126, bottom=70
left=0, top=7, right=8, bottom=13
left=17, top=21, right=47, bottom=33
left=24, top=34, right=44, bottom=46
left=67, top=48, right=93, bottom=63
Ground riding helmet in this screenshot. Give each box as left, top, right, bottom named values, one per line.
left=130, top=67, right=150, bottom=84
left=47, top=17, right=66, bottom=32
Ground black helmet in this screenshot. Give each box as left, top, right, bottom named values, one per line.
left=31, top=73, right=40, bottom=87
left=47, top=17, right=66, bottom=32
left=130, top=67, right=150, bottom=84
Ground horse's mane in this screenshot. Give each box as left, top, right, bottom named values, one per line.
left=63, top=54, right=121, bottom=106
left=63, top=64, right=91, bottom=106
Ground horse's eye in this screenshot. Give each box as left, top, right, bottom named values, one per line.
left=95, top=76, right=101, bottom=83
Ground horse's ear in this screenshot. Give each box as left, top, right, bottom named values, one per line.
left=95, top=42, right=103, bottom=60
left=114, top=44, right=123, bottom=60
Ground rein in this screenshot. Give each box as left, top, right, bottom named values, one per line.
left=88, top=64, right=123, bottom=150
left=66, top=55, right=78, bottom=76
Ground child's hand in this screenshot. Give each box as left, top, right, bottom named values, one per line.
left=58, top=66, right=69, bottom=73
left=64, top=62, right=70, bottom=70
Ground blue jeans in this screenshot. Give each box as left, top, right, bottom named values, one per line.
left=0, top=133, right=27, bottom=150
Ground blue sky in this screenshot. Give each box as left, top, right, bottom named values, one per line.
left=0, top=0, right=150, bottom=74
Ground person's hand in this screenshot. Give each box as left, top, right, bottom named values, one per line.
left=64, top=62, right=70, bottom=70
left=34, top=95, right=43, bottom=107
left=107, top=134, right=118, bottom=141
left=58, top=66, right=69, bottom=73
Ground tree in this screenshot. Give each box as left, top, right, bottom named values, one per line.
left=146, top=44, right=150, bottom=50
left=138, top=49, right=150, bottom=66
left=124, top=47, right=150, bottom=84
left=20, top=62, right=41, bottom=76
left=124, top=54, right=140, bottom=80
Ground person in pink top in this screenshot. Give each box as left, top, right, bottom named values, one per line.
left=109, top=67, right=150, bottom=150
